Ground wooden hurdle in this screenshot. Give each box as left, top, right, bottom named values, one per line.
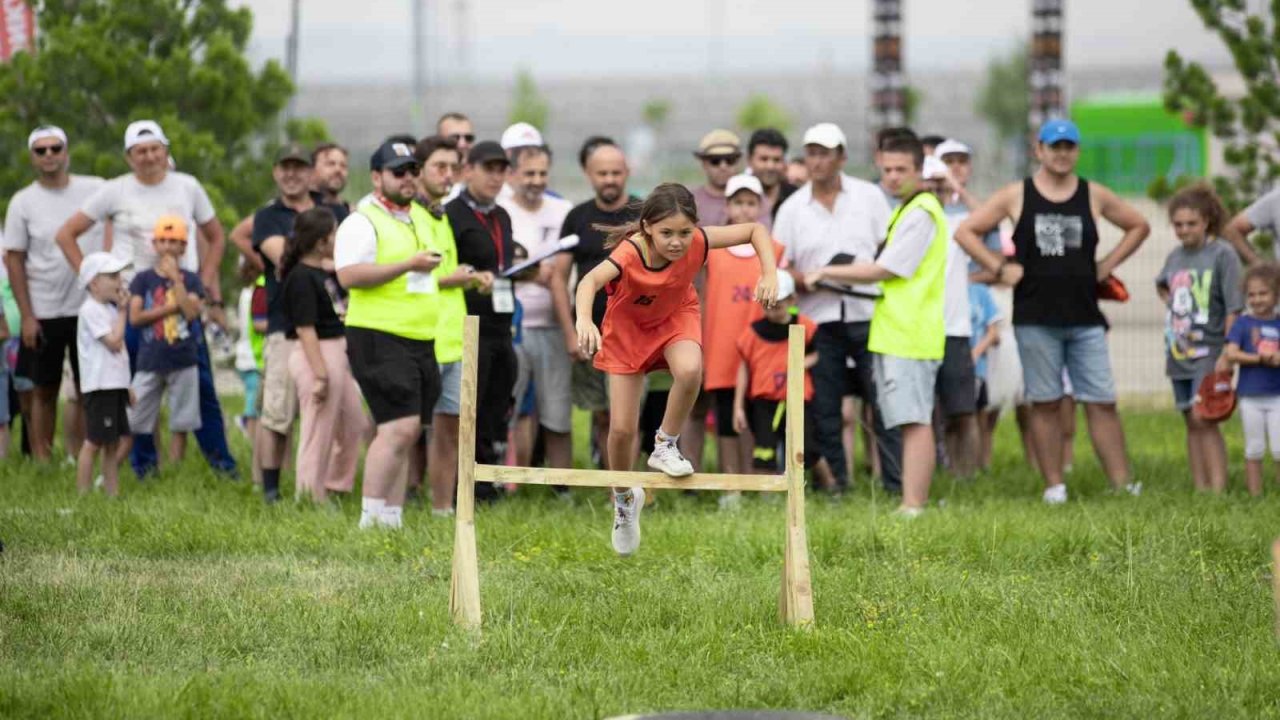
left=449, top=315, right=814, bottom=630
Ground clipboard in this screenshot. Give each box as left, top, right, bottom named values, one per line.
left=502, top=234, right=580, bottom=278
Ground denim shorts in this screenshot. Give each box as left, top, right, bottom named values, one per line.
left=1171, top=378, right=1195, bottom=412
left=433, top=361, right=461, bottom=416
left=1014, top=324, right=1116, bottom=404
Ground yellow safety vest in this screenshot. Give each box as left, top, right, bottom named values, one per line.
left=867, top=191, right=949, bottom=360
left=344, top=201, right=440, bottom=341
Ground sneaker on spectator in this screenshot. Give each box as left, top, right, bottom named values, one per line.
left=1125, top=482, right=1142, bottom=497
left=1043, top=484, right=1068, bottom=505
left=893, top=505, right=925, bottom=519
left=647, top=438, right=693, bottom=477
left=718, top=491, right=742, bottom=512
left=612, top=488, right=645, bottom=556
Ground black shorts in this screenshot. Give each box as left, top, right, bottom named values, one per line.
left=976, top=378, right=989, bottom=412
left=747, top=398, right=820, bottom=471
left=16, top=316, right=80, bottom=389
left=84, top=389, right=130, bottom=445
left=711, top=387, right=738, bottom=437
left=935, top=336, right=978, bottom=417
left=346, top=326, right=440, bottom=426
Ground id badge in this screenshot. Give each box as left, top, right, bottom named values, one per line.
left=406, top=271, right=438, bottom=294
left=491, top=277, right=515, bottom=313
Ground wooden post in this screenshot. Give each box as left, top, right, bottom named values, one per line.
left=449, top=316, right=482, bottom=630
left=780, top=323, right=815, bottom=628
left=1273, top=538, right=1280, bottom=641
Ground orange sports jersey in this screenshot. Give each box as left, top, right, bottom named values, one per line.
left=702, top=241, right=785, bottom=390
left=593, top=228, right=708, bottom=375
left=736, top=315, right=817, bottom=402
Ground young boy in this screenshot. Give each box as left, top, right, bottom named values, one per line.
left=128, top=216, right=205, bottom=465
left=76, top=252, right=133, bottom=495
left=732, top=272, right=834, bottom=489
left=0, top=284, right=10, bottom=459
left=968, top=280, right=1002, bottom=470
left=234, top=264, right=268, bottom=484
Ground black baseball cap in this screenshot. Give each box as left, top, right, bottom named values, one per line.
left=275, top=142, right=312, bottom=166
left=370, top=140, right=420, bottom=171
left=467, top=140, right=509, bottom=166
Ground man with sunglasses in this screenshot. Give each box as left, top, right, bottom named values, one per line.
left=446, top=140, right=519, bottom=500
left=691, top=129, right=742, bottom=227
left=337, top=140, right=448, bottom=529
left=3, top=126, right=103, bottom=461
left=437, top=112, right=475, bottom=185
left=250, top=143, right=349, bottom=502
left=956, top=119, right=1150, bottom=504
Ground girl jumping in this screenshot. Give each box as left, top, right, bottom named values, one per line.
left=574, top=183, right=777, bottom=556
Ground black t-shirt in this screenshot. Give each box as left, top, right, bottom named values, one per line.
left=446, top=191, right=517, bottom=334
left=560, top=196, right=640, bottom=327
left=281, top=264, right=347, bottom=340
left=771, top=182, right=798, bottom=222
left=252, top=193, right=349, bottom=335
left=1010, top=177, right=1107, bottom=328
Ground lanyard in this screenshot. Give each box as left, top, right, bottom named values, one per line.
left=473, top=209, right=504, bottom=268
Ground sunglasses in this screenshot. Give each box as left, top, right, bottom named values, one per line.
left=704, top=155, right=741, bottom=167
left=390, top=165, right=422, bottom=178
left=447, top=133, right=476, bottom=144
left=33, top=145, right=64, bottom=156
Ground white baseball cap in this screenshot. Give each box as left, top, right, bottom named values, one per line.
left=802, top=123, right=847, bottom=150
left=725, top=173, right=764, bottom=199
left=124, top=120, right=170, bottom=151
left=922, top=155, right=949, bottom=180
left=934, top=139, right=971, bottom=158
left=78, top=251, right=131, bottom=289
left=28, top=125, right=67, bottom=150
left=500, top=122, right=544, bottom=151
left=775, top=270, right=797, bottom=301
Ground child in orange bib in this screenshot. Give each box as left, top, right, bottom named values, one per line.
left=575, top=183, right=778, bottom=556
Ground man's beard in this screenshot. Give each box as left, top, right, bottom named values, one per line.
left=597, top=185, right=622, bottom=204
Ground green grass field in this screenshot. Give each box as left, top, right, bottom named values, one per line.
left=2, top=405, right=1279, bottom=719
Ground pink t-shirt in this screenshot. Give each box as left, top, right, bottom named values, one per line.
left=499, top=189, right=573, bottom=329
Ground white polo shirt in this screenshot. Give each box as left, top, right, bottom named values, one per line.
left=774, top=173, right=892, bottom=324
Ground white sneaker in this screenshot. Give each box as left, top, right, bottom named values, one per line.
left=93, top=475, right=104, bottom=491
left=1043, top=484, right=1068, bottom=505
left=893, top=505, right=925, bottom=519
left=647, top=439, right=693, bottom=477
left=1125, top=482, right=1143, bottom=497
left=612, top=488, right=645, bottom=556
left=431, top=507, right=455, bottom=518
left=358, top=511, right=379, bottom=530
left=378, top=506, right=404, bottom=530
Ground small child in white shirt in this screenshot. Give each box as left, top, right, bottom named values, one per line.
left=76, top=252, right=133, bottom=496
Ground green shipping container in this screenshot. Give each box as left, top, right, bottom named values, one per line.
left=1070, top=93, right=1208, bottom=195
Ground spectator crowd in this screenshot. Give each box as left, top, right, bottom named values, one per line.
left=5, top=111, right=1280, bottom=553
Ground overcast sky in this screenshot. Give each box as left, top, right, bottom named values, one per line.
left=234, top=0, right=1235, bottom=83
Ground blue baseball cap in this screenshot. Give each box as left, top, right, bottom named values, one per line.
left=1038, top=119, right=1081, bottom=145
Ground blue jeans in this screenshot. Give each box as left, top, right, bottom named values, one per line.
left=126, top=320, right=238, bottom=478
left=811, top=321, right=903, bottom=493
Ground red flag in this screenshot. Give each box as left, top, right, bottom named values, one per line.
left=0, top=0, right=36, bottom=61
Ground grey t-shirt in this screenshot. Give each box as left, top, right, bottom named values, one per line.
left=1245, top=187, right=1280, bottom=258
left=2, top=175, right=105, bottom=318
left=81, top=171, right=214, bottom=274
left=1156, top=238, right=1244, bottom=379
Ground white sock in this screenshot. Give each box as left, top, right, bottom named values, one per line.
left=380, top=504, right=403, bottom=528
left=361, top=496, right=385, bottom=517
left=656, top=429, right=679, bottom=446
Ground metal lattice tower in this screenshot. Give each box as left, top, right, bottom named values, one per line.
left=871, top=0, right=905, bottom=132
left=1029, top=0, right=1065, bottom=131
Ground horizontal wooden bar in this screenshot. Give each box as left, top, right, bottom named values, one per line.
left=474, top=465, right=787, bottom=492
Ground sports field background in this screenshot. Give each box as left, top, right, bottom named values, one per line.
left=2, top=406, right=1277, bottom=718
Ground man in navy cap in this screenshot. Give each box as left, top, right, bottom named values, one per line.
left=955, top=119, right=1150, bottom=505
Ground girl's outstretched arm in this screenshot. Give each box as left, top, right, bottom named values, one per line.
left=574, top=260, right=620, bottom=356
left=705, top=223, right=777, bottom=305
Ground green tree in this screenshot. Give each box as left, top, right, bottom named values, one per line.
left=736, top=94, right=792, bottom=134
left=642, top=99, right=671, bottom=129
left=508, top=69, right=549, bottom=130
left=975, top=42, right=1029, bottom=172
left=0, top=0, right=325, bottom=230
left=1162, top=1, right=1280, bottom=214
left=903, top=86, right=923, bottom=127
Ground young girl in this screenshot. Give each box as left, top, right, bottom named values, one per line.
left=281, top=207, right=369, bottom=503
left=1224, top=263, right=1280, bottom=497
left=1157, top=184, right=1242, bottom=493
left=575, top=183, right=777, bottom=556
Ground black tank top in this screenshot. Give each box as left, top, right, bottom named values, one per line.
left=1011, top=177, right=1107, bottom=328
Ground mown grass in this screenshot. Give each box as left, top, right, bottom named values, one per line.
left=1, top=405, right=1278, bottom=719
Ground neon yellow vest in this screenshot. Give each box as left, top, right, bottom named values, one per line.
left=431, top=213, right=467, bottom=364
left=868, top=191, right=948, bottom=360
left=249, top=274, right=266, bottom=366
left=344, top=201, right=440, bottom=341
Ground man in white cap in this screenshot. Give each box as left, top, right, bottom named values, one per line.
left=691, top=129, right=743, bottom=226
left=496, top=130, right=575, bottom=480
left=2, top=125, right=104, bottom=461
left=55, top=119, right=236, bottom=479
left=773, top=121, right=900, bottom=495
